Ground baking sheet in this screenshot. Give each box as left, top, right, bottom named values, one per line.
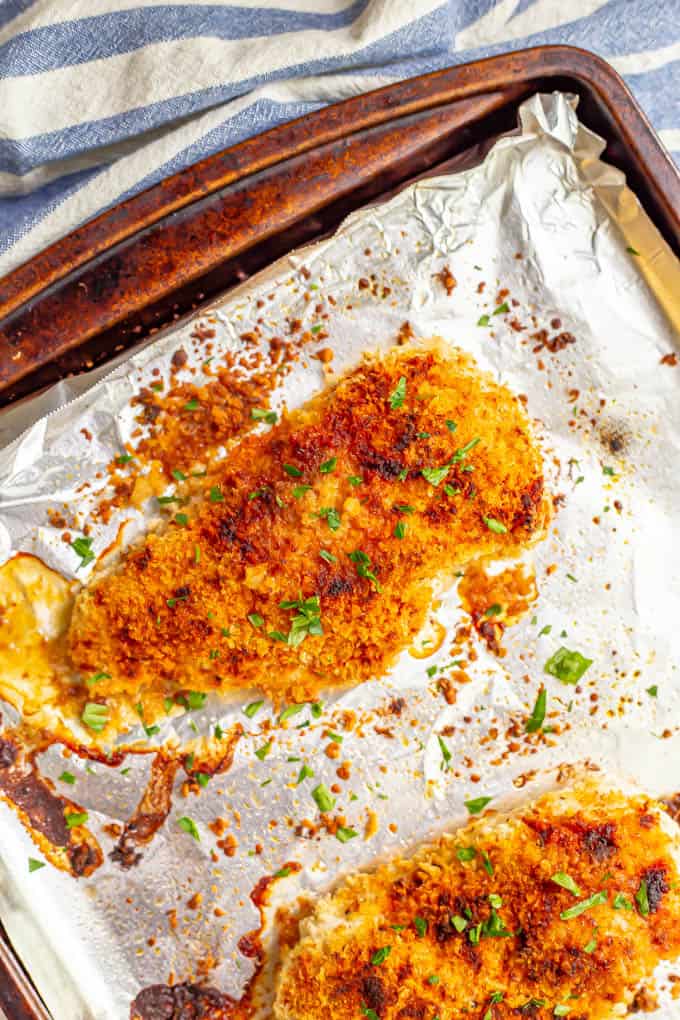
left=1, top=91, right=680, bottom=1020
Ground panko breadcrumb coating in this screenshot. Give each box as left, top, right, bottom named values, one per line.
left=68, top=341, right=549, bottom=714
left=274, top=780, right=680, bottom=1020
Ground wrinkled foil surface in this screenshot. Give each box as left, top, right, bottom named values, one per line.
left=0, top=93, right=679, bottom=1020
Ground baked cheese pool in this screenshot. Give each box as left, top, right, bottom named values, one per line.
left=68, top=341, right=549, bottom=713
left=274, top=780, right=680, bottom=1020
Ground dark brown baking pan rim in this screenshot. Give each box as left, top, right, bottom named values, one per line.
left=0, top=44, right=678, bottom=409
left=0, top=44, right=676, bottom=318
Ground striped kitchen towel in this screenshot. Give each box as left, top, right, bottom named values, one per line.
left=0, top=0, right=677, bottom=278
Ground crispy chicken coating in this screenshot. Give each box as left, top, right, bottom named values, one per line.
left=274, top=780, right=680, bottom=1020
left=68, top=342, right=549, bottom=708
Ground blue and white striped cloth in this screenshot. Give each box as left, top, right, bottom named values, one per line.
left=0, top=1, right=677, bottom=279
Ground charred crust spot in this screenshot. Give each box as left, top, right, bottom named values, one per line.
left=358, top=452, right=405, bottom=480
left=131, top=982, right=235, bottom=1020
left=67, top=841, right=101, bottom=877
left=641, top=866, right=668, bottom=913
left=0, top=739, right=17, bottom=768
left=323, top=575, right=355, bottom=598
left=361, top=974, right=387, bottom=1012
left=581, top=822, right=617, bottom=861
left=396, top=1001, right=429, bottom=1019
left=173, top=585, right=191, bottom=600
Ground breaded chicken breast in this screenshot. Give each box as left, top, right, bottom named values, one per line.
left=68, top=342, right=549, bottom=711
left=274, top=780, right=680, bottom=1020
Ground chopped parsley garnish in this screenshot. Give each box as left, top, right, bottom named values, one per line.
left=477, top=314, right=490, bottom=327
left=452, top=437, right=481, bottom=462
left=283, top=463, right=303, bottom=477
left=319, top=549, right=337, bottom=563
left=244, top=701, right=264, bottom=719
left=348, top=475, right=363, bottom=486
left=318, top=507, right=341, bottom=531
left=320, top=457, right=337, bottom=473
left=427, top=975, right=439, bottom=985
left=172, top=469, right=187, bottom=481
left=394, top=521, right=406, bottom=539
left=325, top=730, right=343, bottom=744
left=117, top=453, right=133, bottom=464
left=397, top=467, right=409, bottom=481
left=71, top=536, right=95, bottom=568
left=311, top=701, right=323, bottom=718
left=452, top=915, right=467, bottom=932
left=251, top=408, right=277, bottom=424
left=483, top=516, right=507, bottom=534
left=214, top=724, right=224, bottom=740
left=389, top=376, right=407, bottom=409
left=444, top=484, right=460, bottom=497
left=296, top=764, right=314, bottom=784
left=560, top=889, right=607, bottom=920
left=184, top=398, right=200, bottom=411
left=361, top=1006, right=380, bottom=1020
left=493, top=302, right=509, bottom=315
left=554, top=1006, right=571, bottom=1017
left=544, top=647, right=592, bottom=685
left=371, top=946, right=391, bottom=965
left=194, top=545, right=201, bottom=564
left=626, top=245, right=640, bottom=256
left=174, top=512, right=189, bottom=527
left=525, top=687, right=547, bottom=733
left=422, top=465, right=449, bottom=487
left=584, top=934, right=597, bottom=953
left=485, top=603, right=502, bottom=617
left=488, top=893, right=503, bottom=909
left=255, top=741, right=272, bottom=761
left=28, top=857, right=45, bottom=872
left=292, top=484, right=312, bottom=498
left=613, top=893, right=633, bottom=910
left=602, top=465, right=615, bottom=476
left=195, top=772, right=210, bottom=788
left=177, top=816, right=200, bottom=841
left=312, top=783, right=335, bottom=812
left=87, top=671, right=111, bottom=686
left=348, top=549, right=381, bottom=591
left=209, top=486, right=224, bottom=502
left=248, top=612, right=264, bottom=628
left=279, top=703, right=305, bottom=723
left=59, top=771, right=76, bottom=785
left=81, top=702, right=108, bottom=732
left=437, top=735, right=452, bottom=771
left=446, top=420, right=457, bottom=432
left=274, top=866, right=292, bottom=878
left=65, top=811, right=88, bottom=829
left=279, top=594, right=323, bottom=646
left=647, top=685, right=658, bottom=697
left=465, top=795, right=492, bottom=815
left=413, top=916, right=427, bottom=937
left=456, top=846, right=476, bottom=862
left=336, top=826, right=358, bottom=843
left=551, top=872, right=581, bottom=896
left=566, top=573, right=577, bottom=583
left=184, top=691, right=206, bottom=710
left=166, top=594, right=188, bottom=608
left=310, top=324, right=323, bottom=334
left=481, top=850, right=494, bottom=876
left=538, top=624, right=552, bottom=637
left=635, top=879, right=650, bottom=916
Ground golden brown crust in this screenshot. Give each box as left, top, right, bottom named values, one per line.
left=274, top=781, right=680, bottom=1020
left=68, top=342, right=549, bottom=710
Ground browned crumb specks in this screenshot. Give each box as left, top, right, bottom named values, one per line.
left=274, top=781, right=680, bottom=1020
left=68, top=342, right=549, bottom=717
